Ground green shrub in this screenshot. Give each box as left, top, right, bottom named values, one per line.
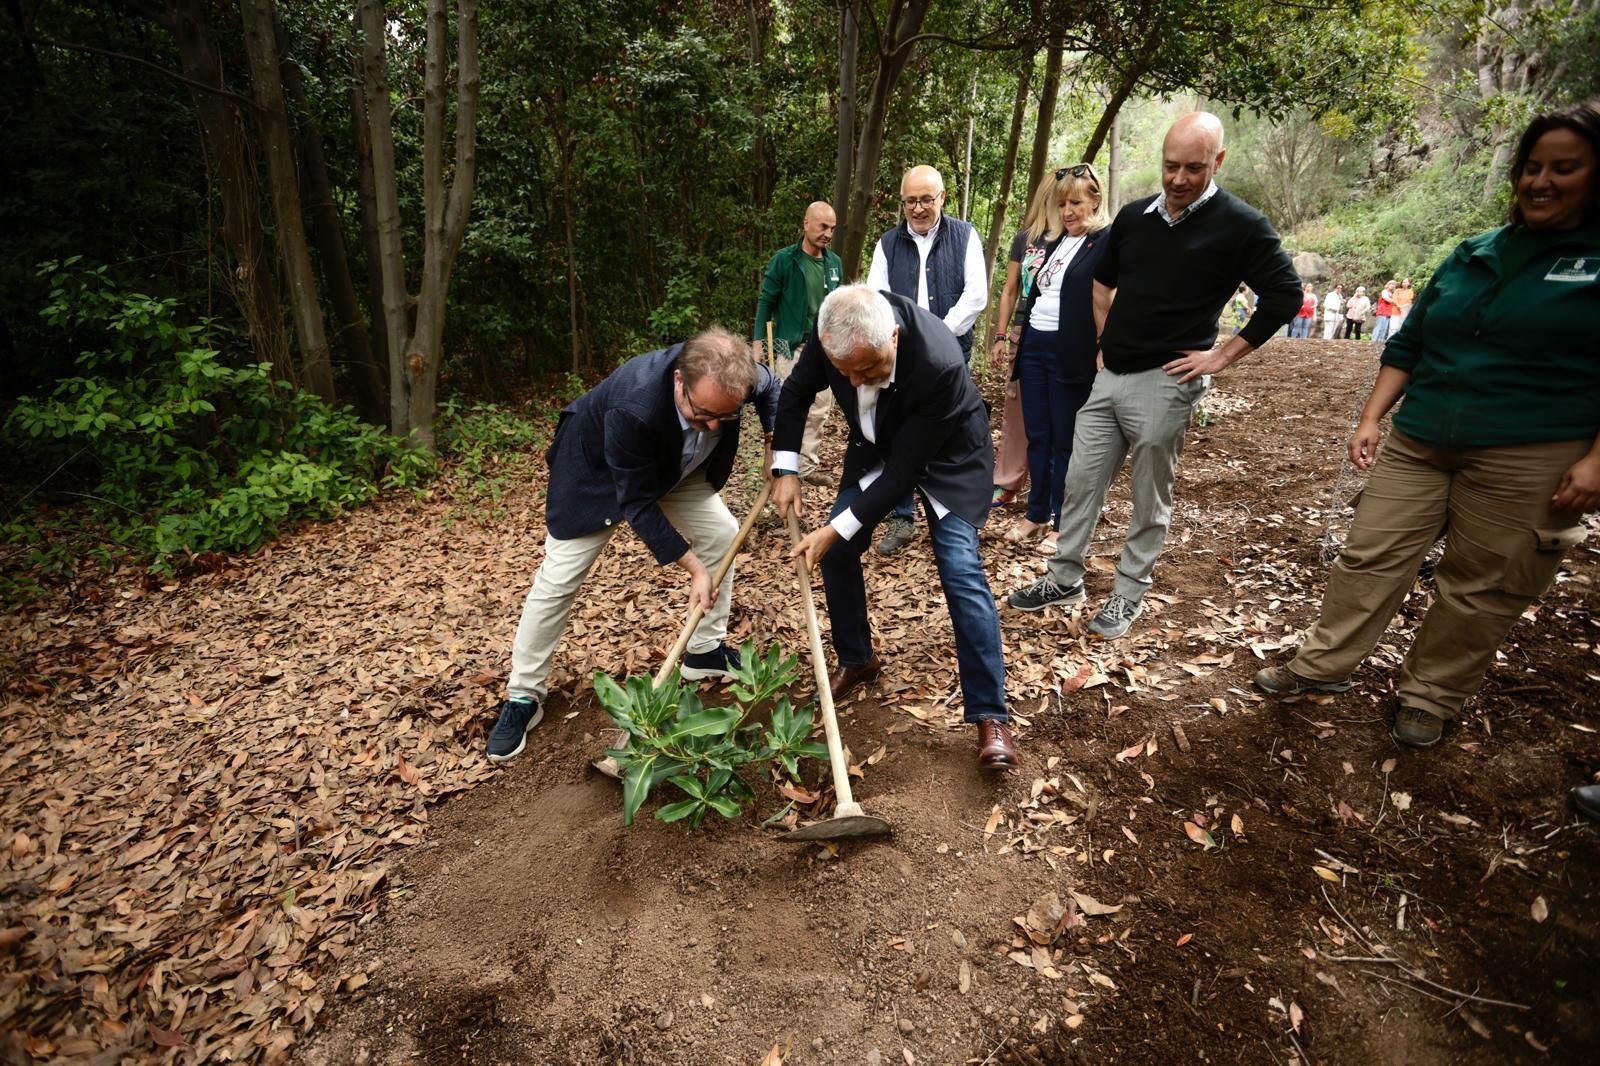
left=596, top=639, right=828, bottom=829
left=2, top=261, right=425, bottom=582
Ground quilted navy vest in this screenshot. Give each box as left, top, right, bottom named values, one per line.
left=880, top=216, right=976, bottom=357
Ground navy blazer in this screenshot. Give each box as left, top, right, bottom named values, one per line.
left=544, top=345, right=779, bottom=565
left=1017, top=229, right=1109, bottom=385
left=774, top=292, right=993, bottom=532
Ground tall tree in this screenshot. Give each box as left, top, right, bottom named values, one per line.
left=833, top=0, right=861, bottom=215
left=837, top=0, right=932, bottom=278
left=239, top=0, right=335, bottom=402
left=982, top=61, right=1031, bottom=274
left=358, top=0, right=480, bottom=449
left=163, top=0, right=294, bottom=383
left=1024, top=35, right=1063, bottom=198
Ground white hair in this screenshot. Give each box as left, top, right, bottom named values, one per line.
left=817, top=285, right=895, bottom=357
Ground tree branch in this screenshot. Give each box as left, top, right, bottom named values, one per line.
left=11, top=28, right=259, bottom=111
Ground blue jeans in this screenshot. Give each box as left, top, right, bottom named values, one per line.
left=1289, top=316, right=1311, bottom=339
left=821, top=484, right=1007, bottom=723
left=1372, top=315, right=1392, bottom=343
left=1017, top=326, right=1087, bottom=526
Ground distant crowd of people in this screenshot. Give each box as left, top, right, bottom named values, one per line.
left=1233, top=277, right=1417, bottom=342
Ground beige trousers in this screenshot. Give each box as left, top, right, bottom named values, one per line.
left=772, top=347, right=835, bottom=477
left=1292, top=430, right=1589, bottom=720
left=507, top=473, right=737, bottom=701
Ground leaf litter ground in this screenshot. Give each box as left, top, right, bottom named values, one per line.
left=4, top=339, right=1598, bottom=1065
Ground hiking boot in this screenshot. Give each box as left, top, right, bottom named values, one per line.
left=1391, top=706, right=1443, bottom=748
left=876, top=516, right=916, bottom=556
left=1006, top=576, right=1086, bottom=612
left=680, top=642, right=741, bottom=682
left=1569, top=784, right=1600, bottom=823
left=1252, top=665, right=1354, bottom=696
left=1087, top=594, right=1143, bottom=640
left=487, top=698, right=544, bottom=763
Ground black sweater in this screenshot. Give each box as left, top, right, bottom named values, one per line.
left=1094, top=188, right=1301, bottom=374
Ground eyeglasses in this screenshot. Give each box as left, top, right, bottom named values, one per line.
left=901, top=195, right=940, bottom=209
left=678, top=374, right=741, bottom=423
left=1055, top=164, right=1096, bottom=180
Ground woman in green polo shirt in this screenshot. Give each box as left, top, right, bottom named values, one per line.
left=1252, top=101, right=1600, bottom=751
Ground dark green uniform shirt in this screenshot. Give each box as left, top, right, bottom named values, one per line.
left=1382, top=223, right=1600, bottom=450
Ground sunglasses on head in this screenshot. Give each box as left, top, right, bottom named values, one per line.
left=1055, top=164, right=1097, bottom=180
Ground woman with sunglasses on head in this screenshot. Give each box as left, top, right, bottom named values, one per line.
left=1254, top=101, right=1600, bottom=755
left=990, top=164, right=1113, bottom=553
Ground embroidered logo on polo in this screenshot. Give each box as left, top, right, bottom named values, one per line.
left=1545, top=258, right=1598, bottom=283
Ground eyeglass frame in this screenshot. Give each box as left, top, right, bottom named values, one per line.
left=900, top=193, right=943, bottom=209
left=676, top=370, right=742, bottom=423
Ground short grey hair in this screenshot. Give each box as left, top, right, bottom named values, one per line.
left=678, top=326, right=757, bottom=395
left=817, top=285, right=895, bottom=357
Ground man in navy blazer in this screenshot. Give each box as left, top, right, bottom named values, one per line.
left=488, top=327, right=780, bottom=763
left=772, top=285, right=1016, bottom=769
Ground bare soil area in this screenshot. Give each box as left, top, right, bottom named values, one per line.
left=5, top=339, right=1597, bottom=1065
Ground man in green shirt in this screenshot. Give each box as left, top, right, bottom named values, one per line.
left=754, top=202, right=843, bottom=485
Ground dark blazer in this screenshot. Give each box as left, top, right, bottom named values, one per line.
left=775, top=292, right=993, bottom=531
left=1017, top=229, right=1109, bottom=385
left=544, top=345, right=779, bottom=565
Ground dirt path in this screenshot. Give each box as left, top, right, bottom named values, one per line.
left=5, top=340, right=1597, bottom=1064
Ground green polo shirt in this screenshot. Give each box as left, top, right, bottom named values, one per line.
left=1382, top=223, right=1600, bottom=450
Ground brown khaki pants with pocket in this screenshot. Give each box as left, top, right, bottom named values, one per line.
left=1292, top=429, right=1589, bottom=721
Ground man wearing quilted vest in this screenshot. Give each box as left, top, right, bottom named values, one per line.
left=865, top=165, right=989, bottom=557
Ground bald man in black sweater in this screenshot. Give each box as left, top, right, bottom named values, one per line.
left=1008, top=112, right=1301, bottom=638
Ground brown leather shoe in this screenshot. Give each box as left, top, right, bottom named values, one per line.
left=828, top=655, right=883, bottom=702
left=977, top=721, right=1018, bottom=770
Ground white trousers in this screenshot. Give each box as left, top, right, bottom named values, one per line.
left=506, top=473, right=738, bottom=701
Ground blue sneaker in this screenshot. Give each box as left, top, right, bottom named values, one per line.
left=487, top=698, right=543, bottom=763
left=680, top=643, right=741, bottom=682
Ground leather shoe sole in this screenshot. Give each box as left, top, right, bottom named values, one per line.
left=828, top=655, right=883, bottom=702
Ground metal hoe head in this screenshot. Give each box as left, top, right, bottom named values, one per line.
left=779, top=801, right=893, bottom=842
left=781, top=813, right=894, bottom=842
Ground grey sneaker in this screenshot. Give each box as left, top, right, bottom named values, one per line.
left=680, top=642, right=741, bottom=682
left=1253, top=665, right=1354, bottom=696
left=1006, top=576, right=1086, bottom=612
left=487, top=698, right=544, bottom=763
left=1391, top=706, right=1443, bottom=748
left=1087, top=594, right=1143, bottom=640
left=876, top=516, right=916, bottom=556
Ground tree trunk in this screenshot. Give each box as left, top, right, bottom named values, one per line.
left=358, top=0, right=479, bottom=449
left=349, top=76, right=390, bottom=393
left=358, top=0, right=412, bottom=435
left=748, top=0, right=774, bottom=211
left=960, top=69, right=976, bottom=219
left=1080, top=62, right=1142, bottom=165
left=405, top=0, right=480, bottom=450
left=239, top=0, right=335, bottom=403
left=1024, top=36, right=1063, bottom=201
left=838, top=0, right=931, bottom=279
left=273, top=12, right=385, bottom=422
left=164, top=0, right=293, bottom=383
left=832, top=0, right=860, bottom=218
left=1106, top=106, right=1122, bottom=214
left=982, top=62, right=1031, bottom=276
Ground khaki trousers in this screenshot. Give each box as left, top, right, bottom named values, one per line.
left=1046, top=367, right=1208, bottom=602
left=773, top=348, right=835, bottom=477
left=507, top=473, right=738, bottom=701
left=1292, top=430, right=1588, bottom=720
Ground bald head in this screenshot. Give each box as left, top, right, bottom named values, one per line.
left=900, top=165, right=946, bottom=235
left=1160, top=112, right=1227, bottom=215
left=801, top=201, right=836, bottom=255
